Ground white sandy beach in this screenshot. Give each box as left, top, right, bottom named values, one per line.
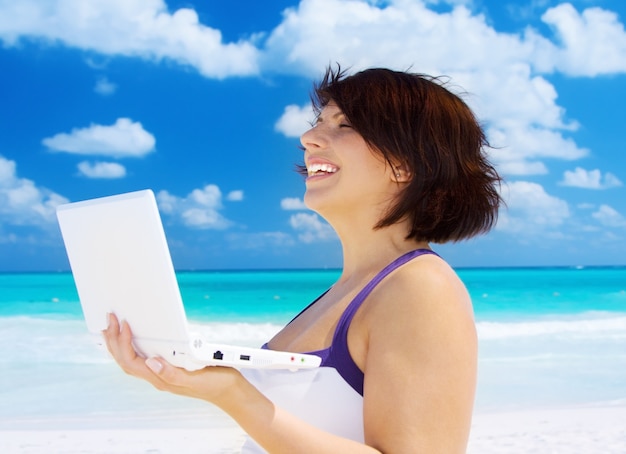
left=468, top=403, right=626, bottom=453
left=0, top=427, right=245, bottom=454
left=2, top=403, right=626, bottom=453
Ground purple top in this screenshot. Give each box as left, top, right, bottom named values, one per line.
left=264, top=248, right=439, bottom=396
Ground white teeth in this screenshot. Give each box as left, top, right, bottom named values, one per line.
left=307, top=163, right=338, bottom=176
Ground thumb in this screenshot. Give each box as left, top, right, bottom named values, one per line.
left=145, top=357, right=164, bottom=375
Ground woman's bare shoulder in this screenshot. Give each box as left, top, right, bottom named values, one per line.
left=365, top=253, right=473, bottom=326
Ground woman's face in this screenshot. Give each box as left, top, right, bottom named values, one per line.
left=300, top=103, right=400, bottom=220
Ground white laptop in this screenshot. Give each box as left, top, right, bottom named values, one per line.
left=56, top=189, right=321, bottom=371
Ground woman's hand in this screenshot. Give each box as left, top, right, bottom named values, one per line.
left=102, top=313, right=243, bottom=407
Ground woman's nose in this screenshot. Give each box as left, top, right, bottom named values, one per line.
left=300, top=125, right=324, bottom=150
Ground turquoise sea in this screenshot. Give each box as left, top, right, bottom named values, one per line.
left=1, top=266, right=626, bottom=428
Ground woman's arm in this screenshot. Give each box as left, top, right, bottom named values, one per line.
left=359, top=257, right=477, bottom=453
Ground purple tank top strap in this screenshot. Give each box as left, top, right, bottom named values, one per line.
left=328, top=248, right=439, bottom=396
left=336, top=248, right=438, bottom=331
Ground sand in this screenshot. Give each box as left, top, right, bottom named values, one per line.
left=468, top=403, right=626, bottom=453
left=2, top=403, right=625, bottom=453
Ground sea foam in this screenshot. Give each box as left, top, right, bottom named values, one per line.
left=476, top=313, right=626, bottom=340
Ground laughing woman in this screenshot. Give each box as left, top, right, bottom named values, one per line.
left=104, top=65, right=502, bottom=453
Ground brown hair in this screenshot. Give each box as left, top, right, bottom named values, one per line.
left=309, top=65, right=502, bottom=243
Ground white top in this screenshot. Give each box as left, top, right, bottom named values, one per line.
left=240, top=367, right=364, bottom=453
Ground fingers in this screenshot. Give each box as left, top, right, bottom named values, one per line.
left=144, top=356, right=195, bottom=391
left=144, top=356, right=242, bottom=403
left=102, top=314, right=189, bottom=392
left=144, top=357, right=178, bottom=392
left=101, top=313, right=243, bottom=403
left=143, top=357, right=191, bottom=393
left=102, top=312, right=120, bottom=357
left=145, top=357, right=164, bottom=374
left=102, top=312, right=119, bottom=348
left=102, top=313, right=148, bottom=377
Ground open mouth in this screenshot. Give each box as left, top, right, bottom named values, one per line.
left=307, top=163, right=339, bottom=177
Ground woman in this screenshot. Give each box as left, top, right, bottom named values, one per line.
left=104, top=66, right=502, bottom=453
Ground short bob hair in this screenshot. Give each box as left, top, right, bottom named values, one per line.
left=309, top=66, right=503, bottom=243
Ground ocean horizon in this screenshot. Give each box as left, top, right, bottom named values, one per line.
left=1, top=265, right=625, bottom=430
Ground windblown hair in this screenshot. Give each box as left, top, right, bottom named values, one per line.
left=310, top=65, right=503, bottom=243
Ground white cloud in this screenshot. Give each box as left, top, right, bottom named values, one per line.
left=261, top=0, right=623, bottom=176
left=0, top=0, right=260, bottom=79
left=492, top=159, right=548, bottom=176
left=85, top=56, right=111, bottom=70
left=77, top=161, right=126, bottom=179
left=275, top=104, right=313, bottom=138
left=226, top=190, right=244, bottom=201
left=280, top=197, right=308, bottom=210
left=156, top=184, right=232, bottom=230
left=260, top=0, right=560, bottom=78
left=560, top=167, right=623, bottom=189
left=463, top=64, right=577, bottom=131
left=540, top=4, right=626, bottom=76
left=265, top=0, right=487, bottom=76
left=181, top=208, right=226, bottom=229
left=227, top=231, right=295, bottom=249
left=505, top=1, right=552, bottom=21
left=289, top=212, right=336, bottom=243
left=487, top=123, right=589, bottom=176
left=42, top=118, right=155, bottom=158
left=0, top=155, right=69, bottom=226
left=496, top=181, right=570, bottom=235
left=94, top=76, right=117, bottom=95
left=592, top=205, right=626, bottom=228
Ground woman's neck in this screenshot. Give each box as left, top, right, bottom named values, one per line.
left=333, top=219, right=429, bottom=283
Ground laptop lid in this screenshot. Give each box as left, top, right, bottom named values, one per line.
left=56, top=190, right=321, bottom=370
left=57, top=190, right=188, bottom=342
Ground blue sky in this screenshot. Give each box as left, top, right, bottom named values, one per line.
left=1, top=0, right=626, bottom=271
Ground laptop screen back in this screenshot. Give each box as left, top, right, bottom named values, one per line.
left=56, top=190, right=190, bottom=345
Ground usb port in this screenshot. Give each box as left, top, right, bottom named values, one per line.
left=239, top=354, right=251, bottom=361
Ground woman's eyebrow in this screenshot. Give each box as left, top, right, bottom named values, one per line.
left=317, top=111, right=345, bottom=123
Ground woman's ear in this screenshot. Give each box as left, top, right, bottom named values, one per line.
left=392, top=165, right=412, bottom=183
